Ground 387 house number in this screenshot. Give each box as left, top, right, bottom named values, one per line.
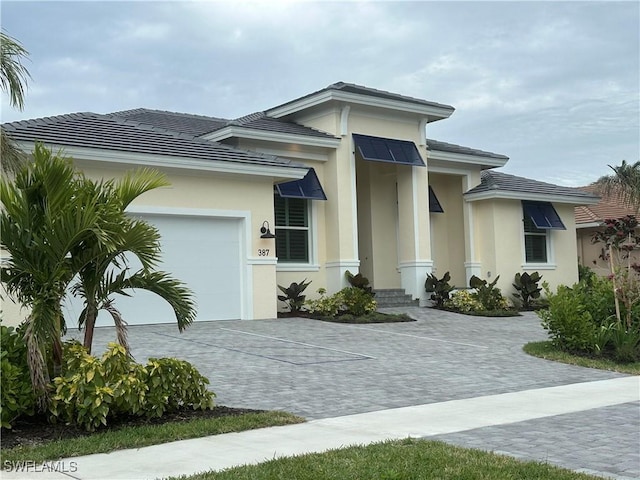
left=257, top=249, right=270, bottom=256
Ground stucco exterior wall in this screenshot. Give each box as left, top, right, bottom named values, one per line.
left=356, top=160, right=401, bottom=289
left=292, top=107, right=434, bottom=300
left=429, top=173, right=466, bottom=287
left=577, top=226, right=640, bottom=277
left=71, top=160, right=281, bottom=320
left=472, top=199, right=580, bottom=298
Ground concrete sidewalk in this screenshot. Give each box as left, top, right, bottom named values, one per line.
left=2, top=376, right=638, bottom=480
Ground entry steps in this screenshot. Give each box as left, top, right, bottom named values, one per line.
left=373, top=289, right=419, bottom=308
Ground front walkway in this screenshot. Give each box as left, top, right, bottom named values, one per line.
left=5, top=308, right=636, bottom=479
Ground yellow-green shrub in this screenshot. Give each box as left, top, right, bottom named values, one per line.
left=445, top=290, right=485, bottom=313
left=50, top=342, right=215, bottom=431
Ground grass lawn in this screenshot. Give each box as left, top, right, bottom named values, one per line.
left=168, top=438, right=603, bottom=480
left=524, top=341, right=640, bottom=375
left=1, top=411, right=304, bottom=465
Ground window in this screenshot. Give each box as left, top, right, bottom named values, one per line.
left=274, top=195, right=309, bottom=263
left=522, top=201, right=565, bottom=264
left=524, top=216, right=548, bottom=263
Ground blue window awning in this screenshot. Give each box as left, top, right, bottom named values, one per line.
left=276, top=168, right=327, bottom=200
left=353, top=133, right=425, bottom=167
left=522, top=201, right=566, bottom=230
left=429, top=186, right=444, bottom=213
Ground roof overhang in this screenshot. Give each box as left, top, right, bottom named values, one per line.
left=201, top=126, right=341, bottom=149
left=267, top=90, right=454, bottom=122
left=14, top=141, right=307, bottom=181
left=464, top=189, right=600, bottom=205
left=576, top=221, right=604, bottom=229
left=428, top=149, right=508, bottom=170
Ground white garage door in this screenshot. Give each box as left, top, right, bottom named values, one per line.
left=64, top=214, right=243, bottom=328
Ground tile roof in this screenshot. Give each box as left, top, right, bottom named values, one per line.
left=575, top=184, right=639, bottom=225
left=108, top=108, right=337, bottom=140
left=2, top=112, right=300, bottom=168
left=465, top=170, right=599, bottom=201
left=109, top=108, right=228, bottom=137
left=427, top=139, right=508, bottom=160
left=267, top=81, right=455, bottom=114
left=225, top=111, right=338, bottom=139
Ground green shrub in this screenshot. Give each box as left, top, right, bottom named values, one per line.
left=469, top=275, right=510, bottom=311
left=102, top=343, right=148, bottom=416
left=345, top=270, right=374, bottom=296
left=305, top=287, right=377, bottom=317
left=305, top=288, right=341, bottom=316
left=144, top=357, right=214, bottom=418
left=49, top=342, right=215, bottom=431
left=537, top=283, right=597, bottom=353
left=578, top=264, right=596, bottom=285
left=1, top=324, right=36, bottom=428
left=577, top=275, right=617, bottom=327
left=609, top=323, right=640, bottom=363
left=50, top=342, right=114, bottom=431
left=512, top=272, right=542, bottom=310
left=445, top=290, right=485, bottom=313
left=337, top=287, right=377, bottom=316
left=425, top=272, right=454, bottom=308
left=277, top=279, right=311, bottom=313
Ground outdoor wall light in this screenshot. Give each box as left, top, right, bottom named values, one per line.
left=260, top=220, right=276, bottom=239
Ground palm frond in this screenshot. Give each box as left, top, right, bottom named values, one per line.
left=594, top=160, right=640, bottom=211
left=117, top=270, right=197, bottom=331
left=0, top=30, right=31, bottom=111
left=0, top=127, right=27, bottom=174
left=102, top=299, right=130, bottom=354
left=116, top=168, right=170, bottom=208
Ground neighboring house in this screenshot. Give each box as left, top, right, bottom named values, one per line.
left=2, top=82, right=598, bottom=327
left=575, top=185, right=639, bottom=276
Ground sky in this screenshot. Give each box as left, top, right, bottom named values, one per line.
left=1, top=1, right=638, bottom=187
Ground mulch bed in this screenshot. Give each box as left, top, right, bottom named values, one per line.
left=277, top=311, right=415, bottom=323
left=432, top=306, right=522, bottom=317
left=1, top=406, right=262, bottom=450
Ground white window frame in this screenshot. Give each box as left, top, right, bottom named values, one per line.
left=275, top=197, right=320, bottom=272
left=521, top=212, right=557, bottom=270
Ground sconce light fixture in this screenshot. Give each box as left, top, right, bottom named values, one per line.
left=260, top=220, right=276, bottom=239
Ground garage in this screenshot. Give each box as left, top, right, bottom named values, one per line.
left=64, top=213, right=245, bottom=328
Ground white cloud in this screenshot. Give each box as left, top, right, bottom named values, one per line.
left=0, top=0, right=637, bottom=185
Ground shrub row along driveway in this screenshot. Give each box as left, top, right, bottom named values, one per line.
left=74, top=308, right=639, bottom=479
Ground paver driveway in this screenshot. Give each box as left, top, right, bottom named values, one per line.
left=71, top=307, right=639, bottom=479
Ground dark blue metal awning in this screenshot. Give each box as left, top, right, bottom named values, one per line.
left=429, top=186, right=444, bottom=213
left=522, top=201, right=566, bottom=229
left=353, top=133, right=425, bottom=167
left=276, top=168, right=327, bottom=200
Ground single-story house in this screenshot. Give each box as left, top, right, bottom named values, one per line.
left=576, top=185, right=639, bottom=276
left=2, top=82, right=598, bottom=327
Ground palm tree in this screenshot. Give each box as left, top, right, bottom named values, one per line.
left=72, top=170, right=197, bottom=354
left=1, top=31, right=31, bottom=174
left=594, top=160, right=640, bottom=211
left=1, top=144, right=196, bottom=404
left=1, top=144, right=112, bottom=404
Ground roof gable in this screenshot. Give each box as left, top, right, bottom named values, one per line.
left=266, top=81, right=455, bottom=120
left=427, top=139, right=508, bottom=161
left=222, top=111, right=338, bottom=139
